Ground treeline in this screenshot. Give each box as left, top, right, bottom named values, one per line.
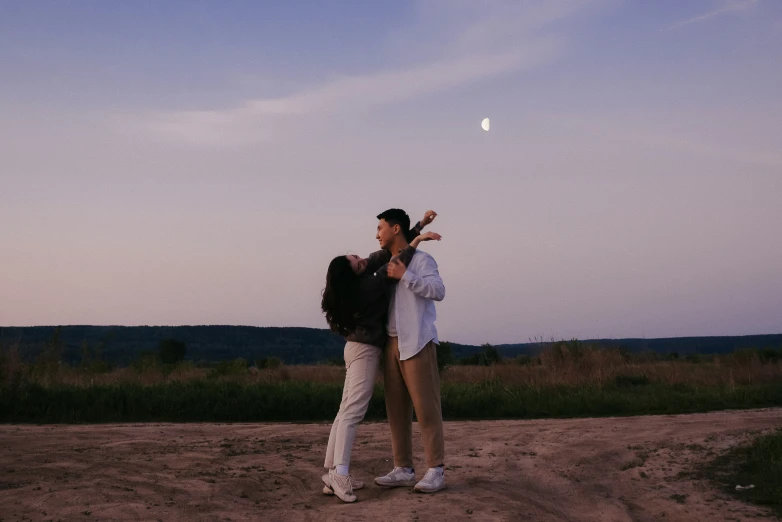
left=435, top=339, right=782, bottom=370
left=1, top=325, right=781, bottom=367
left=3, top=334, right=782, bottom=423
left=0, top=325, right=345, bottom=365
left=23, top=331, right=288, bottom=378
left=5, top=332, right=782, bottom=381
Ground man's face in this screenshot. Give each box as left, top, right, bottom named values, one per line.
left=376, top=219, right=399, bottom=249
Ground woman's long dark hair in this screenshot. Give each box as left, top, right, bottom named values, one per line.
left=321, top=255, right=361, bottom=337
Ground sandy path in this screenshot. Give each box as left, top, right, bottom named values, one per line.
left=1, top=409, right=780, bottom=521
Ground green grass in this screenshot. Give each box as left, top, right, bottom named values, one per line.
left=2, top=380, right=781, bottom=423
left=707, top=429, right=782, bottom=517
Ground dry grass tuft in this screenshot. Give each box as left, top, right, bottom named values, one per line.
left=2, top=341, right=780, bottom=389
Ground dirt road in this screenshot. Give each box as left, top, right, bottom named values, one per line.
left=1, top=408, right=780, bottom=521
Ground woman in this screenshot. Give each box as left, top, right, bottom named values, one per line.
left=320, top=214, right=441, bottom=503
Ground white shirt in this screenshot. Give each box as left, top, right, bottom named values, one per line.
left=387, top=250, right=445, bottom=360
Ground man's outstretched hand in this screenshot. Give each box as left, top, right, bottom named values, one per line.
left=387, top=258, right=407, bottom=280
left=420, top=210, right=437, bottom=227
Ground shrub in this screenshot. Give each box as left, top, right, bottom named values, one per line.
left=210, top=358, right=248, bottom=377
left=266, top=356, right=282, bottom=369
left=255, top=356, right=283, bottom=369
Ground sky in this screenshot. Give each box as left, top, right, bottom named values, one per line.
left=2, top=0, right=781, bottom=345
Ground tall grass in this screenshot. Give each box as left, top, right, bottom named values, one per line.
left=1, top=341, right=781, bottom=423
left=2, top=380, right=781, bottom=423
left=4, top=341, right=781, bottom=388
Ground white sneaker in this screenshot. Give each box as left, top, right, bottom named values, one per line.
left=324, top=470, right=356, bottom=503
left=322, top=473, right=364, bottom=494
left=374, top=467, right=417, bottom=488
left=414, top=468, right=446, bottom=493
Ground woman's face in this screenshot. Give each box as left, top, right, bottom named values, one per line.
left=346, top=255, right=367, bottom=275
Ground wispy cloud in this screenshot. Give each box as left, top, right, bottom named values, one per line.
left=148, top=45, right=557, bottom=145
left=147, top=1, right=602, bottom=146
left=667, top=0, right=759, bottom=31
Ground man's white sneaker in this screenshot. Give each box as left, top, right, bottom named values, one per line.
left=322, top=473, right=364, bottom=494
left=414, top=468, right=446, bottom=493
left=374, top=467, right=417, bottom=488
left=324, top=470, right=356, bottom=503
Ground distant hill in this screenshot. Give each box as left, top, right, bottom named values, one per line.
left=486, top=335, right=782, bottom=358
left=0, top=325, right=345, bottom=365
left=1, top=326, right=780, bottom=365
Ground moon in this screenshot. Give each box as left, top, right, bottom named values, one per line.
left=481, top=117, right=490, bottom=131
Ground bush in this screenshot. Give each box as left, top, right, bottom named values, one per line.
left=171, top=360, right=195, bottom=372
left=255, top=356, right=283, bottom=369
left=89, top=360, right=113, bottom=373
left=210, top=358, right=248, bottom=377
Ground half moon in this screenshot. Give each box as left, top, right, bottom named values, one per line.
left=481, top=118, right=490, bottom=131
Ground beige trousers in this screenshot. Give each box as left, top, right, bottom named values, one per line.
left=324, top=341, right=381, bottom=469
left=384, top=337, right=445, bottom=469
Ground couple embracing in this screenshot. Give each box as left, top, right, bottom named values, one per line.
left=320, top=208, right=446, bottom=503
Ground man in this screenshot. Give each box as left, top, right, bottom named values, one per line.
left=373, top=208, right=447, bottom=493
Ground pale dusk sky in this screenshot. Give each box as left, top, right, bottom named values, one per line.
left=2, top=1, right=781, bottom=344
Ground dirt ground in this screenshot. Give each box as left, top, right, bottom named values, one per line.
left=1, top=409, right=780, bottom=522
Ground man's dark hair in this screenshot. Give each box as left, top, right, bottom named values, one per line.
left=377, top=208, right=411, bottom=237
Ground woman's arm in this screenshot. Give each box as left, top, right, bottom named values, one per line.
left=374, top=245, right=415, bottom=285
left=363, top=248, right=393, bottom=274
left=380, top=231, right=442, bottom=285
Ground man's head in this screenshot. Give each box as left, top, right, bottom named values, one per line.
left=376, top=208, right=410, bottom=250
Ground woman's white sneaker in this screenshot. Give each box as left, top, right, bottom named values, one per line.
left=374, top=467, right=417, bottom=487
left=322, top=473, right=364, bottom=494
left=326, top=470, right=356, bottom=503
left=414, top=468, right=446, bottom=493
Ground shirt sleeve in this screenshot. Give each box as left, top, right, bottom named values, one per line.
left=406, top=221, right=423, bottom=243
left=399, top=254, right=445, bottom=301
